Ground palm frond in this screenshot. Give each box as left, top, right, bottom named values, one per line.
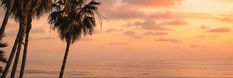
left=33, top=0, right=53, bottom=18
left=49, top=0, right=103, bottom=44
left=1, top=0, right=53, bottom=21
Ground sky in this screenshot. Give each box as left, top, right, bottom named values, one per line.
left=1, top=0, right=233, bottom=62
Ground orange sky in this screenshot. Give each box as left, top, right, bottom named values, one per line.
left=1, top=0, right=233, bottom=61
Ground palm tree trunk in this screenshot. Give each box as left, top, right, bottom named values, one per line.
left=19, top=16, right=32, bottom=78
left=0, top=25, right=21, bottom=78
left=59, top=36, right=71, bottom=78
left=10, top=22, right=26, bottom=78
left=0, top=0, right=15, bottom=35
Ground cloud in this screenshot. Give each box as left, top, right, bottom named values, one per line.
left=195, top=35, right=206, bottom=38
left=155, top=38, right=181, bottom=43
left=106, top=9, right=182, bottom=20
left=122, top=31, right=143, bottom=39
left=101, top=1, right=182, bottom=20
left=105, top=29, right=123, bottom=33
left=127, top=19, right=186, bottom=31
left=195, top=35, right=219, bottom=38
left=162, top=20, right=188, bottom=26
left=143, top=31, right=168, bottom=36
left=207, top=28, right=231, bottom=33
left=132, top=20, right=169, bottom=30
left=109, top=42, right=126, bottom=46
left=104, top=5, right=145, bottom=20
left=200, top=25, right=209, bottom=29
left=122, top=0, right=181, bottom=7
left=146, top=11, right=183, bottom=20
left=105, top=6, right=231, bottom=22
left=98, top=0, right=118, bottom=12
left=220, top=17, right=233, bottom=23
left=5, top=28, right=46, bottom=38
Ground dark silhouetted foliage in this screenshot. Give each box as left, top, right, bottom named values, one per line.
left=49, top=0, right=103, bottom=77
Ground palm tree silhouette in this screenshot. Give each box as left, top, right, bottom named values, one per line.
left=0, top=0, right=29, bottom=77
left=20, top=1, right=52, bottom=78
left=0, top=0, right=52, bottom=77
left=0, top=0, right=15, bottom=35
left=0, top=0, right=14, bottom=75
left=49, top=0, right=102, bottom=77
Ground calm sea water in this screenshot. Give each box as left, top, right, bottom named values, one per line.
left=5, top=60, right=233, bottom=78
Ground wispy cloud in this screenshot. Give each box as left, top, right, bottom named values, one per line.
left=207, top=28, right=231, bottom=33
left=122, top=0, right=181, bottom=7
left=155, top=38, right=181, bottom=43
left=143, top=31, right=169, bottom=36
left=105, top=29, right=124, bottom=33
left=162, top=20, right=188, bottom=26
left=109, top=42, right=126, bottom=46
left=122, top=31, right=143, bottom=39
left=104, top=5, right=145, bottom=20
left=200, top=25, right=209, bottom=29
left=132, top=20, right=169, bottom=30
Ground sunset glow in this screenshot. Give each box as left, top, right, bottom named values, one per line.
left=1, top=0, right=233, bottom=61
left=1, top=0, right=233, bottom=77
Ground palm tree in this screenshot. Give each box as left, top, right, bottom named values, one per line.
left=1, top=0, right=53, bottom=77
left=0, top=0, right=30, bottom=77
left=0, top=0, right=52, bottom=77
left=0, top=0, right=15, bottom=35
left=20, top=1, right=52, bottom=78
left=49, top=0, right=102, bottom=77
left=0, top=32, right=19, bottom=78
left=0, top=35, right=7, bottom=74
left=0, top=0, right=14, bottom=75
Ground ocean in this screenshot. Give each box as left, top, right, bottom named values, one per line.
left=4, top=60, right=233, bottom=78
